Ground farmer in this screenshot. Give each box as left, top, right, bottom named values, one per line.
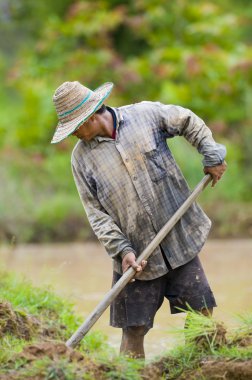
left=51, top=81, right=227, bottom=359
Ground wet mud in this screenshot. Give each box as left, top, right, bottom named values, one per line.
left=177, top=359, right=252, bottom=380
left=0, top=301, right=40, bottom=340
left=3, top=342, right=106, bottom=380
left=1, top=300, right=251, bottom=380
left=0, top=301, right=65, bottom=341
left=143, top=356, right=252, bottom=380
left=143, top=322, right=251, bottom=380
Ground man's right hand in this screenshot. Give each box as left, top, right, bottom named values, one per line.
left=204, top=161, right=227, bottom=187
left=122, top=252, right=147, bottom=278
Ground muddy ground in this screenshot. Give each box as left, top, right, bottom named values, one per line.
left=1, top=301, right=252, bottom=379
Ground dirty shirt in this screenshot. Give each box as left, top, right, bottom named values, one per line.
left=71, top=102, right=226, bottom=280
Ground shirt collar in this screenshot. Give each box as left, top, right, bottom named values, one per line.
left=107, top=106, right=124, bottom=129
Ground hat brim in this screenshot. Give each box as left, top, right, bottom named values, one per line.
left=51, top=82, right=113, bottom=144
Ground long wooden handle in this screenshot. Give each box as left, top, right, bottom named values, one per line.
left=66, top=174, right=212, bottom=348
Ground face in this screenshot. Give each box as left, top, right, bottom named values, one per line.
left=72, top=116, right=100, bottom=141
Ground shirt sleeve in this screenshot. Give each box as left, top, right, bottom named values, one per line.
left=157, top=103, right=226, bottom=167
left=71, top=157, right=136, bottom=260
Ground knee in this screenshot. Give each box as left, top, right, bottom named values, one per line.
left=123, top=326, right=148, bottom=337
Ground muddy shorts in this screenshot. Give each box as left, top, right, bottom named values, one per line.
left=110, top=255, right=216, bottom=331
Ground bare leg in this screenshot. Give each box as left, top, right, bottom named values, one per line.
left=120, top=326, right=146, bottom=359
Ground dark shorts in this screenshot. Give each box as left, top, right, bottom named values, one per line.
left=110, top=256, right=216, bottom=331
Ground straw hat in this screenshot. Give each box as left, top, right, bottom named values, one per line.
left=51, top=81, right=113, bottom=144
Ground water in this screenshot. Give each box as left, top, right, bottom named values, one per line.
left=0, top=240, right=252, bottom=358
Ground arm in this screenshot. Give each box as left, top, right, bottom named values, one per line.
left=72, top=158, right=136, bottom=260
left=158, top=103, right=227, bottom=186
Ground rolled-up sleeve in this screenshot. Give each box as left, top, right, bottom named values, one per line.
left=158, top=103, right=226, bottom=167
left=71, top=157, right=136, bottom=260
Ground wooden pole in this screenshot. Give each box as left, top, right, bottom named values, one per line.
left=66, top=174, right=212, bottom=348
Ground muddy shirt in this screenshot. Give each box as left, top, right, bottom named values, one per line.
left=71, top=102, right=226, bottom=280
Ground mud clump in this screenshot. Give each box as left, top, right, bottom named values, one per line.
left=177, top=359, right=252, bottom=380
left=142, top=356, right=172, bottom=380
left=0, top=301, right=67, bottom=341
left=194, top=321, right=227, bottom=350
left=17, top=342, right=84, bottom=362
left=0, top=301, right=40, bottom=340
left=6, top=342, right=109, bottom=380
left=232, top=332, right=252, bottom=348
left=144, top=357, right=252, bottom=380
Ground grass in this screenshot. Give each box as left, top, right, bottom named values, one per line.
left=157, top=308, right=252, bottom=379
left=0, top=269, right=143, bottom=379
left=0, top=270, right=79, bottom=336
left=0, top=335, right=28, bottom=366
left=0, top=269, right=251, bottom=379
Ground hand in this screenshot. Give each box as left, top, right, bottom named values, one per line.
left=204, top=161, right=227, bottom=187
left=122, top=252, right=147, bottom=281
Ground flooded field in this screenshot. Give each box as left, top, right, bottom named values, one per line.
left=0, top=240, right=251, bottom=358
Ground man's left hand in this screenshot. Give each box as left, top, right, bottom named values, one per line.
left=204, top=161, right=227, bottom=187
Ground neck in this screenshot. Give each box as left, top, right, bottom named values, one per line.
left=100, top=109, right=114, bottom=138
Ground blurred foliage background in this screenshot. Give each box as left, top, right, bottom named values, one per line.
left=0, top=0, right=251, bottom=243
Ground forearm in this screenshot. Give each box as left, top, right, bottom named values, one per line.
left=87, top=209, right=136, bottom=259
left=159, top=103, right=226, bottom=166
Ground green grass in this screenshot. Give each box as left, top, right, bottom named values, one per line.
left=0, top=269, right=143, bottom=379
left=15, top=357, right=77, bottom=380
left=0, top=269, right=117, bottom=358
left=0, top=270, right=79, bottom=334
left=0, top=269, right=251, bottom=379
left=0, top=335, right=28, bottom=367
left=158, top=308, right=252, bottom=379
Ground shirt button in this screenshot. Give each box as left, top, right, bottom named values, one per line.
left=133, top=176, right=137, bottom=181
left=125, top=158, right=129, bottom=162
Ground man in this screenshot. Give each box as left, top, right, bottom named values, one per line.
left=51, top=81, right=227, bottom=359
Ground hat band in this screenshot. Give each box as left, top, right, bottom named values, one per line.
left=58, top=90, right=92, bottom=119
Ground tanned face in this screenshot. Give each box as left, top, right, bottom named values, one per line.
left=72, top=115, right=101, bottom=141
left=71, top=110, right=113, bottom=141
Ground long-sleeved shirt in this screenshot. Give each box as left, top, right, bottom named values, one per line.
left=71, top=101, right=226, bottom=280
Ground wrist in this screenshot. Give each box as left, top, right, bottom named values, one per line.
left=120, top=249, right=136, bottom=260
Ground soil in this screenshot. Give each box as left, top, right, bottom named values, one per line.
left=177, top=359, right=252, bottom=380
left=0, top=301, right=40, bottom=340
left=17, top=342, right=84, bottom=362
left=4, top=342, right=107, bottom=380
left=192, top=321, right=227, bottom=350
left=232, top=332, right=252, bottom=348
left=0, top=301, right=66, bottom=341
left=142, top=322, right=251, bottom=380
left=142, top=356, right=174, bottom=379
left=1, top=301, right=251, bottom=380
left=143, top=357, right=252, bottom=380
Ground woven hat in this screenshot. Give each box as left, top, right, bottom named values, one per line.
left=51, top=81, right=113, bottom=144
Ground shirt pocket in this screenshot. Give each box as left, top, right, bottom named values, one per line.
left=143, top=147, right=167, bottom=182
